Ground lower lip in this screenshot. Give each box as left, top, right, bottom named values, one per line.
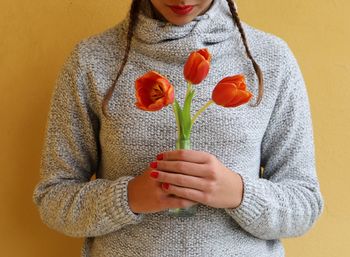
left=170, top=5, right=194, bottom=15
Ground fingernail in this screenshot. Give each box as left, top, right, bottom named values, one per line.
left=150, top=171, right=159, bottom=179
left=150, top=161, right=158, bottom=169
left=156, top=153, right=164, bottom=160
left=162, top=183, right=170, bottom=190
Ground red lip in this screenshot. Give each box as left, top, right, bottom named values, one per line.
left=169, top=5, right=194, bottom=15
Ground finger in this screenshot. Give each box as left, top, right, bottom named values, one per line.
left=162, top=183, right=208, bottom=204
left=152, top=160, right=207, bottom=177
left=152, top=170, right=207, bottom=190
left=157, top=149, right=213, bottom=164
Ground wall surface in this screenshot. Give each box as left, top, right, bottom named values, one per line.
left=1, top=0, right=349, bottom=256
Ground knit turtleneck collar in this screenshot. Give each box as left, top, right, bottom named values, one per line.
left=128, top=0, right=242, bottom=63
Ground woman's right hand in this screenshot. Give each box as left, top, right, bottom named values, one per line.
left=127, top=168, right=197, bottom=214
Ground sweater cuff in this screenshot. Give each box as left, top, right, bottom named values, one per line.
left=104, top=176, right=144, bottom=226
left=224, top=173, right=267, bottom=227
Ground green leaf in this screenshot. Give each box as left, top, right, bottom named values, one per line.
left=182, top=89, right=195, bottom=139
left=173, top=100, right=184, bottom=138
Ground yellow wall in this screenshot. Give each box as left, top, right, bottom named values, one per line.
left=1, top=0, right=348, bottom=256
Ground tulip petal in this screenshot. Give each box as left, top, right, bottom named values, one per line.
left=197, top=48, right=211, bottom=62
left=192, top=60, right=209, bottom=84
left=186, top=53, right=203, bottom=81
left=212, top=82, right=237, bottom=106
left=164, top=84, right=175, bottom=105
left=234, top=75, right=246, bottom=90
left=226, top=90, right=252, bottom=107
left=148, top=98, right=167, bottom=111
left=184, top=52, right=197, bottom=80
left=136, top=83, right=155, bottom=106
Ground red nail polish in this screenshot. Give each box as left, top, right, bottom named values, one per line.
left=150, top=171, right=159, bottom=179
left=162, top=183, right=170, bottom=190
left=157, top=153, right=164, bottom=160
left=150, top=161, right=158, bottom=169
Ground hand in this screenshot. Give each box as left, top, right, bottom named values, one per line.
left=149, top=150, right=244, bottom=209
left=127, top=168, right=197, bottom=214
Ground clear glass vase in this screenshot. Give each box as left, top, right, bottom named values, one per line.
left=168, top=138, right=198, bottom=217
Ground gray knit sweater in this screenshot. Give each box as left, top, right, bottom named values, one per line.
left=33, top=0, right=323, bottom=256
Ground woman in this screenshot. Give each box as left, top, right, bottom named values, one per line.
left=33, top=0, right=324, bottom=256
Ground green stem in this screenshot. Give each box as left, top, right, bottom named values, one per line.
left=176, top=138, right=191, bottom=150
left=186, top=81, right=192, bottom=97
left=182, top=81, right=193, bottom=139
left=191, top=100, right=214, bottom=125
left=172, top=103, right=181, bottom=140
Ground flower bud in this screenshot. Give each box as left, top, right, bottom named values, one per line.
left=184, top=48, right=211, bottom=84
left=212, top=75, right=253, bottom=107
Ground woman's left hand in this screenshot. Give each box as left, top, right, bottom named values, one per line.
left=149, top=149, right=244, bottom=209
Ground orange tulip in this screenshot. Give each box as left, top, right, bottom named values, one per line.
left=135, top=71, right=175, bottom=111
left=212, top=75, right=253, bottom=107
left=184, top=48, right=211, bottom=84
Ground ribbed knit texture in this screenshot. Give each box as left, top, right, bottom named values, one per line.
left=33, top=0, right=323, bottom=256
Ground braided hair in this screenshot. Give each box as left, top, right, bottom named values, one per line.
left=226, top=0, right=263, bottom=107
left=102, top=0, right=140, bottom=117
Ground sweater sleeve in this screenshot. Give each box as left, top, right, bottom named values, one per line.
left=32, top=43, right=143, bottom=238
left=224, top=42, right=324, bottom=240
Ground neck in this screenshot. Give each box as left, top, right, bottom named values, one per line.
left=131, top=0, right=241, bottom=63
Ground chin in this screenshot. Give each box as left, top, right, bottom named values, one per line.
left=167, top=17, right=194, bottom=26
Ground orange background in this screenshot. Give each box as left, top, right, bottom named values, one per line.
left=1, top=0, right=349, bottom=256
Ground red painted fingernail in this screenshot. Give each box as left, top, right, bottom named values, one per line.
left=150, top=161, right=158, bottom=169
left=156, top=153, right=164, bottom=160
left=162, top=183, right=170, bottom=190
left=150, top=171, right=159, bottom=179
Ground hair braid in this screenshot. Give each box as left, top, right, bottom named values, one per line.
left=102, top=0, right=141, bottom=118
left=226, top=0, right=264, bottom=106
